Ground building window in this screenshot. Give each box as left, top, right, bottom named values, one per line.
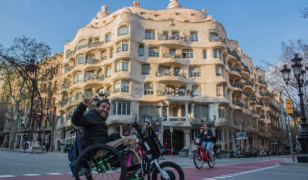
left=182, top=49, right=193, bottom=58
left=149, top=48, right=159, bottom=57
left=142, top=64, right=150, bottom=75
left=216, top=65, right=223, bottom=76
left=190, top=32, right=198, bottom=42
left=116, top=41, right=129, bottom=53
left=145, top=30, right=155, bottom=39
left=216, top=84, right=224, bottom=97
left=139, top=45, right=144, bottom=56
left=218, top=105, right=225, bottom=118
left=106, top=33, right=111, bottom=42
left=192, top=85, right=202, bottom=97
left=210, top=33, right=218, bottom=38
left=107, top=67, right=112, bottom=77
left=117, top=102, right=131, bottom=115
left=189, top=67, right=201, bottom=77
left=144, top=83, right=154, bottom=95
left=203, top=51, right=207, bottom=59
left=111, top=49, right=114, bottom=58
left=170, top=49, right=176, bottom=55
left=116, top=60, right=129, bottom=72
left=214, top=49, right=221, bottom=59
left=77, top=56, right=84, bottom=64
left=118, top=26, right=129, bottom=36
left=114, top=80, right=130, bottom=93
left=172, top=31, right=180, bottom=40
left=101, top=51, right=107, bottom=60
left=74, top=73, right=83, bottom=83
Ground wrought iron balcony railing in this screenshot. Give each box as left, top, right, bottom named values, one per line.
left=84, top=74, right=104, bottom=81
left=157, top=87, right=194, bottom=97
left=209, top=37, right=226, bottom=44
left=189, top=115, right=216, bottom=127
left=61, top=81, right=71, bottom=90
left=156, top=71, right=187, bottom=79
left=158, top=33, right=188, bottom=42
left=85, top=57, right=102, bottom=65
left=252, top=110, right=260, bottom=115
left=230, top=66, right=242, bottom=74
left=227, top=48, right=241, bottom=61
left=233, top=100, right=244, bottom=107
left=230, top=82, right=243, bottom=89
left=66, top=50, right=76, bottom=58
left=65, top=65, right=74, bottom=73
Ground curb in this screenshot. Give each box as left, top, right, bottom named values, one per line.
left=279, top=161, right=308, bottom=168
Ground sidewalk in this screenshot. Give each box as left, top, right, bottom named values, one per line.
left=279, top=160, right=308, bottom=168
left=0, top=147, right=62, bottom=154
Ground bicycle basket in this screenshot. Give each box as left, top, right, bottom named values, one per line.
left=194, top=138, right=201, bottom=145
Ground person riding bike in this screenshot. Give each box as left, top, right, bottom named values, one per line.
left=71, top=97, right=141, bottom=180
left=197, top=124, right=214, bottom=158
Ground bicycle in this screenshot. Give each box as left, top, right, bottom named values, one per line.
left=68, top=119, right=185, bottom=180
left=193, top=138, right=215, bottom=169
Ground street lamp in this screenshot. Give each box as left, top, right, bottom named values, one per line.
left=156, top=104, right=169, bottom=144
left=280, top=53, right=308, bottom=163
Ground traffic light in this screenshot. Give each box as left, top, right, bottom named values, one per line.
left=285, top=98, right=293, bottom=115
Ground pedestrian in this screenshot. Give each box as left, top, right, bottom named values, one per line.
left=72, top=97, right=141, bottom=180
left=143, top=121, right=151, bottom=137
left=45, top=143, right=50, bottom=152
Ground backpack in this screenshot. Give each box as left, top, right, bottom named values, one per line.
left=68, top=134, right=84, bottom=177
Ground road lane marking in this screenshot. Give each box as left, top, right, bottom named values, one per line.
left=23, top=174, right=40, bottom=176
left=0, top=175, right=16, bottom=178
left=47, top=173, right=63, bottom=175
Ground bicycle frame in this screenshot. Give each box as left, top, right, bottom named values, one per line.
left=197, top=145, right=210, bottom=162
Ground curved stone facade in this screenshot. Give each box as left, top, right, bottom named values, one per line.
left=43, top=1, right=286, bottom=153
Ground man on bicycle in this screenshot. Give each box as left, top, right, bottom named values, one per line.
left=197, top=124, right=214, bottom=158
left=72, top=97, right=142, bottom=180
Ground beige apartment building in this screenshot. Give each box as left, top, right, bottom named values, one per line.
left=2, top=0, right=287, bottom=154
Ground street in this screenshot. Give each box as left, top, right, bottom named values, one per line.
left=0, top=150, right=306, bottom=180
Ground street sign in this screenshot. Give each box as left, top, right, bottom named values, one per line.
left=235, top=132, right=247, bottom=140
left=285, top=98, right=293, bottom=115
left=170, top=125, right=173, bottom=132
left=155, top=127, right=159, bottom=132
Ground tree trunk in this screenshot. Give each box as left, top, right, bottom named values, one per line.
left=9, top=105, right=21, bottom=150
left=50, top=124, right=55, bottom=152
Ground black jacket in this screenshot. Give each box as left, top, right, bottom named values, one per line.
left=197, top=129, right=213, bottom=142
left=71, top=103, right=110, bottom=145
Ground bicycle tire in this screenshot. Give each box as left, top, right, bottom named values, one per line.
left=74, top=144, right=126, bottom=180
left=207, top=156, right=215, bottom=168
left=193, top=150, right=204, bottom=169
left=152, top=161, right=185, bottom=180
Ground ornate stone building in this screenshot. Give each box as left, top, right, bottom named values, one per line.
left=2, top=0, right=287, bottom=153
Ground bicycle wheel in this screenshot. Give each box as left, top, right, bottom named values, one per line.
left=208, top=155, right=215, bottom=168
left=193, top=150, right=204, bottom=169
left=152, top=161, right=185, bottom=180
left=74, top=144, right=126, bottom=180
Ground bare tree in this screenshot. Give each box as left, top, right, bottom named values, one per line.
left=301, top=7, right=308, bottom=19
left=265, top=39, right=308, bottom=109
left=0, top=37, right=51, bottom=150
left=38, top=54, right=63, bottom=151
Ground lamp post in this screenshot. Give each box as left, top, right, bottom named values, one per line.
left=156, top=104, right=169, bottom=144
left=280, top=53, right=308, bottom=163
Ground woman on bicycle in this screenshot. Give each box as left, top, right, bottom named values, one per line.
left=197, top=124, right=214, bottom=158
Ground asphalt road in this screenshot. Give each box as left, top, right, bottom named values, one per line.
left=0, top=149, right=306, bottom=180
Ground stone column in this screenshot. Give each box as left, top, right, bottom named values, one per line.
left=185, top=102, right=188, bottom=122
left=184, top=130, right=191, bottom=155
left=154, top=82, right=158, bottom=96
left=226, top=128, right=230, bottom=150
left=166, top=101, right=170, bottom=123
left=221, top=128, right=225, bottom=151
left=191, top=103, right=195, bottom=118
left=116, top=101, right=119, bottom=115
left=178, top=105, right=182, bottom=117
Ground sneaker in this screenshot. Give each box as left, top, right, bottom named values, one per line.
left=124, top=170, right=143, bottom=180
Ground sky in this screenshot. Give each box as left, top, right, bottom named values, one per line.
left=0, top=0, right=307, bottom=66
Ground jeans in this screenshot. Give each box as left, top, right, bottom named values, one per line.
left=202, top=141, right=213, bottom=156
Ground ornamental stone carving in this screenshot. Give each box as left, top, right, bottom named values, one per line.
left=97, top=5, right=110, bottom=19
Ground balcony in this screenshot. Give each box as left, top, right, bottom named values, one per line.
left=156, top=71, right=188, bottom=79
left=227, top=48, right=241, bottom=61
left=189, top=116, right=216, bottom=127
left=244, top=92, right=256, bottom=101
left=158, top=33, right=188, bottom=42
left=233, top=100, right=244, bottom=107
left=259, top=91, right=269, bottom=97
left=61, top=81, right=71, bottom=90
left=257, top=101, right=264, bottom=106
left=258, top=79, right=267, bottom=86
left=66, top=50, right=76, bottom=58
left=157, top=88, right=194, bottom=97
left=209, top=37, right=226, bottom=44
left=260, top=114, right=265, bottom=119
left=65, top=65, right=74, bottom=73
left=84, top=57, right=103, bottom=65
left=77, top=41, right=104, bottom=51
left=230, top=82, right=243, bottom=89
left=229, top=66, right=242, bottom=74
left=162, top=53, right=190, bottom=62
left=252, top=110, right=260, bottom=115
left=84, top=74, right=104, bottom=81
